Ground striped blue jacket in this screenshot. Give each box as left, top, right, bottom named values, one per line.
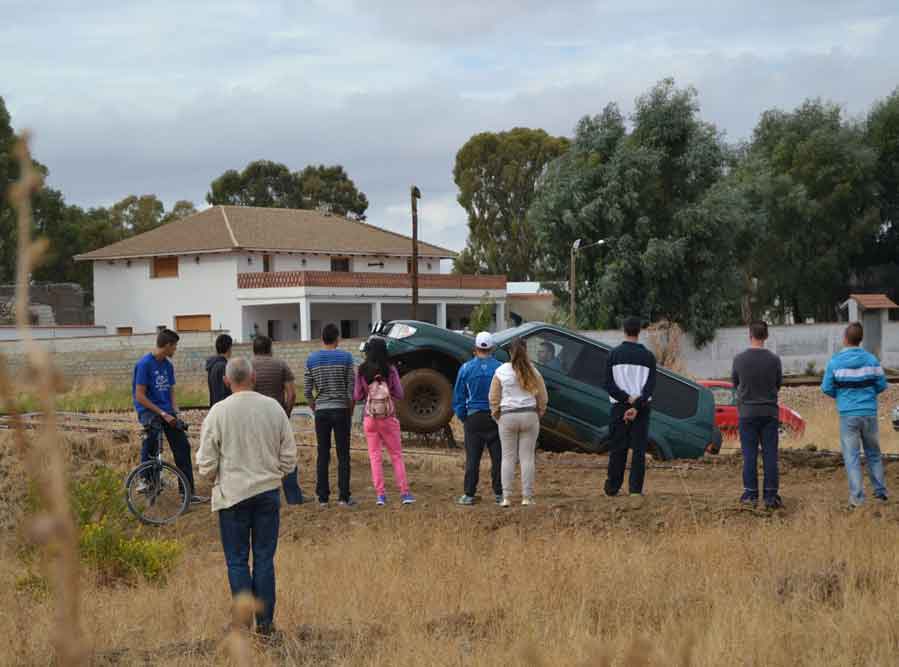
left=821, top=347, right=888, bottom=416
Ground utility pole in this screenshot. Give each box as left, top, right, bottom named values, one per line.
left=411, top=186, right=421, bottom=321
left=569, top=239, right=580, bottom=328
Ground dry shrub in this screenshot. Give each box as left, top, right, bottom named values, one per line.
left=645, top=321, right=686, bottom=373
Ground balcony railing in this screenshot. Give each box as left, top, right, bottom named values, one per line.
left=237, top=270, right=507, bottom=290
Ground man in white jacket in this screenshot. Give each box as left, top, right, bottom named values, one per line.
left=197, top=357, right=297, bottom=636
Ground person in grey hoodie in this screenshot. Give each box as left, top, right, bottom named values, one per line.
left=206, top=334, right=233, bottom=407
left=822, top=322, right=889, bottom=507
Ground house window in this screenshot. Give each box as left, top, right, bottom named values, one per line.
left=263, top=255, right=273, bottom=273
left=407, top=258, right=414, bottom=273
left=116, top=327, right=133, bottom=336
left=331, top=257, right=351, bottom=272
left=174, top=314, right=212, bottom=332
left=151, top=256, right=179, bottom=278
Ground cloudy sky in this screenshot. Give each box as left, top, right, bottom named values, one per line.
left=3, top=1, right=899, bottom=252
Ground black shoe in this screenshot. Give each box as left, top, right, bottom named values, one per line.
left=603, top=481, right=619, bottom=497
left=875, top=494, right=889, bottom=503
left=740, top=492, right=758, bottom=507
left=764, top=495, right=784, bottom=511
left=255, top=623, right=275, bottom=637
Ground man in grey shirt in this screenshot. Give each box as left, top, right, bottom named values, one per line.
left=731, top=321, right=783, bottom=509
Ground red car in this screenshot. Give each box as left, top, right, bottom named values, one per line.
left=698, top=380, right=806, bottom=438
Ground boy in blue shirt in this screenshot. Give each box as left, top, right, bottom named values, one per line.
left=822, top=322, right=889, bottom=507
left=133, top=329, right=205, bottom=503
left=453, top=332, right=503, bottom=505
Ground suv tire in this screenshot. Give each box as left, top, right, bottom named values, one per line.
left=396, top=368, right=454, bottom=433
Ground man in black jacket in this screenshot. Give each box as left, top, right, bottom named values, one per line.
left=604, top=317, right=657, bottom=497
left=206, top=334, right=233, bottom=407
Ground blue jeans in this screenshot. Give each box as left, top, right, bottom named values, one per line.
left=739, top=416, right=779, bottom=502
left=839, top=416, right=888, bottom=506
left=282, top=467, right=303, bottom=505
left=139, top=412, right=195, bottom=495
left=218, top=488, right=281, bottom=629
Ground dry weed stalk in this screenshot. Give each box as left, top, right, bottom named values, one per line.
left=0, top=133, right=87, bottom=664
left=646, top=320, right=686, bottom=373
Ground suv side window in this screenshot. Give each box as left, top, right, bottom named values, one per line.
left=568, top=343, right=608, bottom=391
left=524, top=331, right=585, bottom=375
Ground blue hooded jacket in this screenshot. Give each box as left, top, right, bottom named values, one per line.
left=821, top=347, right=888, bottom=416
left=452, top=355, right=501, bottom=421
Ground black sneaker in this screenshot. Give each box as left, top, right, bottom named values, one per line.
left=764, top=495, right=784, bottom=511
left=318, top=498, right=329, bottom=508
left=875, top=494, right=889, bottom=503
left=190, top=495, right=209, bottom=505
left=338, top=498, right=356, bottom=507
left=603, top=481, right=619, bottom=497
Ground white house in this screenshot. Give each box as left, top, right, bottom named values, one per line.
left=75, top=206, right=508, bottom=342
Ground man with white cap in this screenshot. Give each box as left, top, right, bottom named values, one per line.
left=452, top=331, right=503, bottom=505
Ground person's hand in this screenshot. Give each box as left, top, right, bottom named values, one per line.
left=161, top=412, right=176, bottom=426
left=310, top=401, right=316, bottom=413
left=624, top=408, right=638, bottom=423
left=628, top=395, right=639, bottom=405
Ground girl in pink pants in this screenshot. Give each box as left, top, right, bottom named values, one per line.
left=353, top=338, right=415, bottom=506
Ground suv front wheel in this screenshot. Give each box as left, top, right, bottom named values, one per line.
left=396, top=368, right=455, bottom=433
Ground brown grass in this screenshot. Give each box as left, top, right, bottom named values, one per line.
left=3, top=501, right=899, bottom=666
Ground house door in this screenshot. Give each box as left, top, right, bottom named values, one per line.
left=340, top=320, right=352, bottom=339
left=174, top=314, right=211, bottom=332
left=267, top=320, right=282, bottom=341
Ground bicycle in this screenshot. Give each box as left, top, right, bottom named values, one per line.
left=124, top=415, right=191, bottom=525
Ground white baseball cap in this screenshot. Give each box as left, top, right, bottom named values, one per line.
left=475, top=332, right=494, bottom=349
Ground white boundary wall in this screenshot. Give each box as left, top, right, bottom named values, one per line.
left=583, top=322, right=899, bottom=378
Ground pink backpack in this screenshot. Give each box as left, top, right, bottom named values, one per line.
left=365, top=375, right=395, bottom=418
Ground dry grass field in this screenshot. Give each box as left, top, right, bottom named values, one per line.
left=2, top=386, right=898, bottom=665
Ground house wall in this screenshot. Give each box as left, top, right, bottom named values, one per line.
left=239, top=253, right=441, bottom=274
left=242, top=303, right=302, bottom=341
left=93, top=254, right=241, bottom=336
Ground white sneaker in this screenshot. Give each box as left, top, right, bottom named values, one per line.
left=521, top=497, right=535, bottom=506
left=499, top=497, right=511, bottom=508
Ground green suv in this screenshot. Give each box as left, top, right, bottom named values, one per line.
left=371, top=320, right=722, bottom=460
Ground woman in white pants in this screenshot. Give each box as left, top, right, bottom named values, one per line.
left=489, top=338, right=547, bottom=506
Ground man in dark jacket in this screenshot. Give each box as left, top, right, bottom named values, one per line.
left=206, top=334, right=233, bottom=407
left=604, top=317, right=657, bottom=497
left=732, top=321, right=783, bottom=510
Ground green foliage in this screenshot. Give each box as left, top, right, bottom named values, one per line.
left=453, top=127, right=570, bottom=279
left=23, top=466, right=182, bottom=585
left=79, top=520, right=181, bottom=584
left=530, top=80, right=734, bottom=344
left=737, top=100, right=880, bottom=323
left=207, top=159, right=369, bottom=219
left=468, top=293, right=494, bottom=332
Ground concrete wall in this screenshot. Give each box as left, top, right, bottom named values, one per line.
left=1, top=334, right=364, bottom=391
left=93, top=255, right=242, bottom=336
left=0, top=325, right=107, bottom=341
left=583, top=322, right=899, bottom=378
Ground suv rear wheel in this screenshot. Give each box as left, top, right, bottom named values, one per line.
left=396, top=368, right=455, bottom=433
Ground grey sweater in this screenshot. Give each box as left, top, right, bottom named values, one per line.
left=731, top=348, right=783, bottom=418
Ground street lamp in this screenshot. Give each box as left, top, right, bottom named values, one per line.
left=569, top=238, right=607, bottom=328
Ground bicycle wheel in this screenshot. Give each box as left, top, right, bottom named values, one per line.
left=125, top=461, right=190, bottom=525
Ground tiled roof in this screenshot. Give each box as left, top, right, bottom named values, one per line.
left=847, top=294, right=899, bottom=310
left=75, top=206, right=456, bottom=261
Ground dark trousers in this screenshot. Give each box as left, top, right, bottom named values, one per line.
left=139, top=412, right=195, bottom=495
left=315, top=408, right=351, bottom=502
left=463, top=411, right=503, bottom=497
left=605, top=404, right=651, bottom=495
left=738, top=416, right=779, bottom=502
left=218, top=488, right=280, bottom=629
left=282, top=467, right=303, bottom=505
